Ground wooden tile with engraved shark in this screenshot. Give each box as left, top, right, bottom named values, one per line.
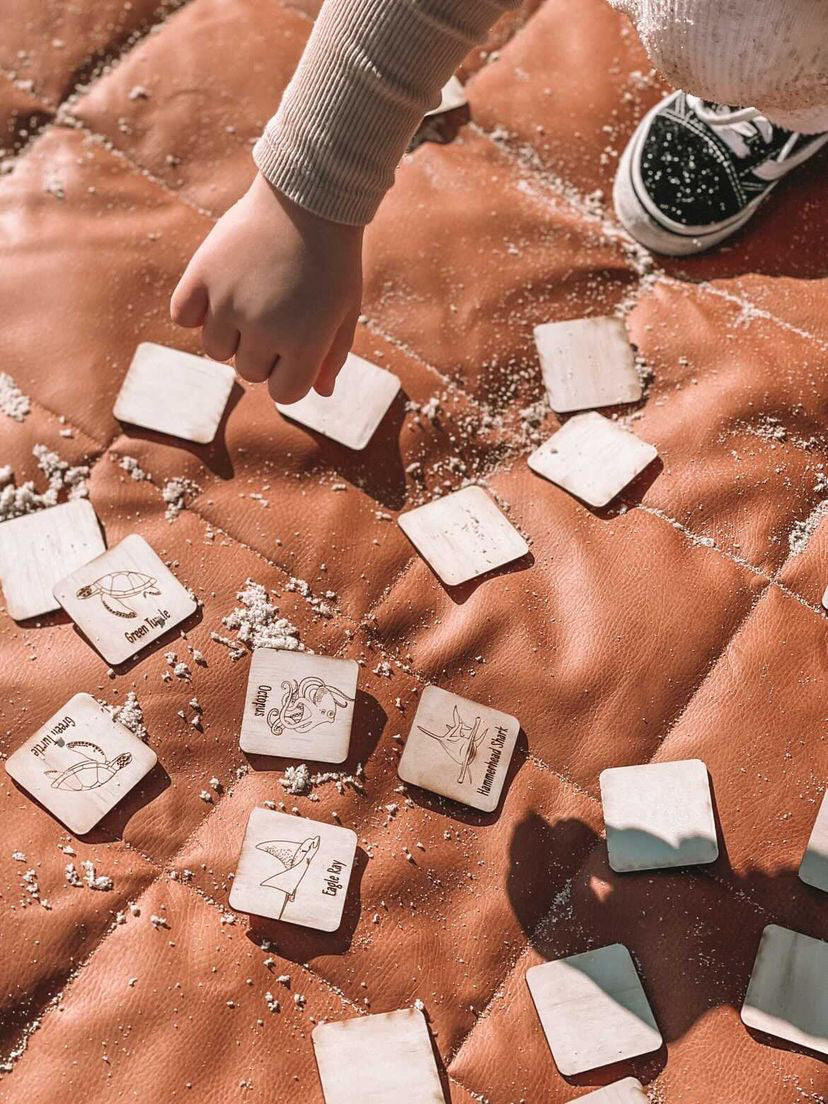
left=230, top=808, right=357, bottom=930
left=398, top=685, right=519, bottom=812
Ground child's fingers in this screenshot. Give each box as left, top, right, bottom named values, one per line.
left=201, top=308, right=240, bottom=362
left=267, top=344, right=328, bottom=405
left=314, top=314, right=358, bottom=397
left=234, top=332, right=278, bottom=384
left=170, top=274, right=209, bottom=328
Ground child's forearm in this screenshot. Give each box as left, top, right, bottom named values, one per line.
left=253, top=0, right=522, bottom=226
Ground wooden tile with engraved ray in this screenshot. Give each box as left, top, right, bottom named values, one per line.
left=312, top=1008, right=446, bottom=1104
left=599, top=759, right=719, bottom=872
left=5, top=692, right=157, bottom=834
left=52, top=533, right=197, bottom=664
left=527, top=944, right=662, bottom=1076
left=276, top=352, right=400, bottom=449
left=529, top=411, right=658, bottom=507
left=741, top=925, right=828, bottom=1055
left=799, top=790, right=828, bottom=892
left=569, top=1080, right=648, bottom=1103
left=534, top=316, right=642, bottom=413
left=398, top=684, right=519, bottom=812
left=398, top=485, right=529, bottom=586
left=0, top=499, right=105, bottom=620
left=114, top=342, right=236, bottom=444
left=240, top=649, right=358, bottom=763
left=229, top=807, right=357, bottom=931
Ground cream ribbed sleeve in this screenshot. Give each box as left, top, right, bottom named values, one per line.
left=253, top=0, right=521, bottom=226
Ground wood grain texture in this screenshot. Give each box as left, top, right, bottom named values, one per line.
left=5, top=692, right=157, bottom=834
left=534, top=316, right=642, bottom=413
left=527, top=944, right=662, bottom=1076
left=741, top=925, right=828, bottom=1055
left=599, top=759, right=719, bottom=872
left=52, top=533, right=197, bottom=664
left=398, top=485, right=528, bottom=585
left=276, top=352, right=400, bottom=449
left=114, top=342, right=235, bottom=444
left=0, top=499, right=105, bottom=620
left=240, top=649, right=358, bottom=762
left=529, top=411, right=658, bottom=507
left=229, top=807, right=357, bottom=931
left=398, top=684, right=518, bottom=811
left=312, top=1009, right=445, bottom=1103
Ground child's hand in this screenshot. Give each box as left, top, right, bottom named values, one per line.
left=170, top=172, right=364, bottom=402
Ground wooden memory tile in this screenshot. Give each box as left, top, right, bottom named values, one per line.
left=312, top=1008, right=445, bottom=1103
left=741, top=925, right=828, bottom=1056
left=398, top=485, right=529, bottom=586
left=425, top=76, right=468, bottom=117
left=398, top=684, right=519, bottom=812
left=0, top=499, right=105, bottom=620
left=229, top=807, right=357, bottom=931
left=534, top=316, right=642, bottom=413
left=276, top=352, right=400, bottom=449
left=569, top=1080, right=648, bottom=1103
left=52, top=533, right=197, bottom=665
left=114, top=342, right=235, bottom=444
left=5, top=692, right=157, bottom=834
left=529, top=411, right=658, bottom=507
left=526, top=944, right=662, bottom=1075
left=800, top=791, right=828, bottom=892
left=599, top=759, right=718, bottom=873
left=240, top=648, right=358, bottom=763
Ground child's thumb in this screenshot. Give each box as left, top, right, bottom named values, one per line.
left=170, top=271, right=209, bottom=328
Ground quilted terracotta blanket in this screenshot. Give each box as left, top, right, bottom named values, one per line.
left=0, top=1, right=825, bottom=1102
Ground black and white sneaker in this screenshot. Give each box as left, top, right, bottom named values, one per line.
left=613, top=90, right=828, bottom=256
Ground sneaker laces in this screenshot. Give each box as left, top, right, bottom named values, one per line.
left=685, top=95, right=790, bottom=160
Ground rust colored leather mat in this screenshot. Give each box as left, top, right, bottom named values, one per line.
left=0, top=0, right=826, bottom=1102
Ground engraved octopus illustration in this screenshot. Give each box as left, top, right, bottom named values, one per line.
left=46, top=740, right=133, bottom=791
left=268, top=677, right=352, bottom=737
left=76, top=571, right=161, bottom=618
left=257, top=836, right=321, bottom=918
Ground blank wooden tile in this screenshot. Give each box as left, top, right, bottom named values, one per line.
left=313, top=1008, right=445, bottom=1103
left=398, top=486, right=529, bottom=586
left=53, top=533, right=197, bottom=665
left=568, top=1079, right=648, bottom=1103
left=240, top=649, right=358, bottom=763
left=276, top=352, right=400, bottom=449
left=0, top=499, right=105, bottom=620
left=114, top=342, right=235, bottom=444
left=398, top=685, right=519, bottom=812
left=529, top=412, right=658, bottom=508
left=527, top=944, right=662, bottom=1075
left=229, top=807, right=357, bottom=931
left=800, top=791, right=828, bottom=892
left=599, top=759, right=718, bottom=873
left=741, top=925, right=828, bottom=1055
left=534, top=316, right=642, bottom=413
left=5, top=692, right=157, bottom=834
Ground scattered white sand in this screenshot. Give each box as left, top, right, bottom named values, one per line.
left=0, top=373, right=30, bottom=422
left=214, top=579, right=302, bottom=660
left=0, top=445, right=90, bottom=521
left=108, top=691, right=147, bottom=741
left=162, top=476, right=201, bottom=521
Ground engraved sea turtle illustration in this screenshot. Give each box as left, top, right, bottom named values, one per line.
left=76, top=571, right=161, bottom=618
left=45, top=740, right=133, bottom=791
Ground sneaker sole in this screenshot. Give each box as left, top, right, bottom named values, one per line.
left=613, top=99, right=774, bottom=257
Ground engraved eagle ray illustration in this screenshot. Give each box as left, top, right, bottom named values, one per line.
left=76, top=571, right=161, bottom=618
left=418, top=705, right=487, bottom=785
left=45, top=740, right=133, bottom=791
left=256, top=836, right=320, bottom=919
